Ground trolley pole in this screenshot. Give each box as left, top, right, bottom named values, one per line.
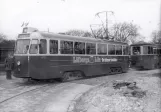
left=106, top=12, right=108, bottom=39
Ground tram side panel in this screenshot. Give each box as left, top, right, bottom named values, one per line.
left=29, top=56, right=60, bottom=79
left=142, top=55, right=155, bottom=69
left=131, top=55, right=160, bottom=69
left=28, top=55, right=129, bottom=79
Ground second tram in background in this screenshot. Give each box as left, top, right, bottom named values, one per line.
left=12, top=27, right=129, bottom=81
left=130, top=42, right=161, bottom=70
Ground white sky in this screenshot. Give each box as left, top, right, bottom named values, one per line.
left=0, top=0, right=160, bottom=41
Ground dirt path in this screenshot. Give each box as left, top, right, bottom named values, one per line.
left=70, top=69, right=161, bottom=112
left=0, top=69, right=160, bottom=112
left=0, top=82, right=92, bottom=112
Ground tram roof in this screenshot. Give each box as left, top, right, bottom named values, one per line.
left=130, top=42, right=161, bottom=47
left=37, top=31, right=128, bottom=45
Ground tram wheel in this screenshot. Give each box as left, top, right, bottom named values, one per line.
left=62, top=72, right=70, bottom=82
left=74, top=71, right=83, bottom=78
left=110, top=67, right=123, bottom=74
left=61, top=71, right=84, bottom=82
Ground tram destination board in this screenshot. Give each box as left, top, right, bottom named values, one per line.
left=18, top=34, right=30, bottom=38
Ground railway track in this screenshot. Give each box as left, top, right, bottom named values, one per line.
left=0, top=79, right=43, bottom=91
left=0, top=79, right=59, bottom=105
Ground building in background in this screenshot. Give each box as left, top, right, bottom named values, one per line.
left=0, top=41, right=15, bottom=71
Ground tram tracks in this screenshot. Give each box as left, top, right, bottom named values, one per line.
left=0, top=80, right=59, bottom=105
left=0, top=85, right=48, bottom=104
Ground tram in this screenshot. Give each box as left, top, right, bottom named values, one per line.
left=13, top=27, right=129, bottom=81
left=130, top=42, right=161, bottom=69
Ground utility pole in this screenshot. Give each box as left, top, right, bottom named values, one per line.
left=95, top=11, right=114, bottom=39
left=106, top=12, right=108, bottom=39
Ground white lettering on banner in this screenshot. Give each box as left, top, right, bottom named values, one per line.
left=73, top=56, right=118, bottom=63
left=73, top=57, right=90, bottom=63
left=101, top=58, right=117, bottom=62
left=95, top=57, right=101, bottom=62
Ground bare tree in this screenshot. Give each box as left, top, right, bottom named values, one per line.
left=0, top=33, right=15, bottom=48
left=0, top=33, right=7, bottom=43
left=130, top=35, right=146, bottom=44
left=151, top=30, right=161, bottom=44
left=109, top=22, right=141, bottom=43
left=91, top=28, right=104, bottom=39
left=64, top=29, right=92, bottom=37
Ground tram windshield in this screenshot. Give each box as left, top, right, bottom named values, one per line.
left=132, top=46, right=140, bottom=55
left=29, top=39, right=39, bottom=54
left=29, top=39, right=47, bottom=54
left=15, top=39, right=30, bottom=54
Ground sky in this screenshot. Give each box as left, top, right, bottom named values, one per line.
left=0, top=0, right=160, bottom=41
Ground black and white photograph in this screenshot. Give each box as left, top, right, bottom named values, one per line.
left=0, top=0, right=161, bottom=112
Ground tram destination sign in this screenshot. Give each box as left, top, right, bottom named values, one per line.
left=73, top=56, right=117, bottom=64
left=18, top=34, right=30, bottom=38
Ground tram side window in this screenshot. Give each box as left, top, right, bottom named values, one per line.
left=148, top=46, right=153, bottom=54
left=123, top=46, right=128, bottom=55
left=60, top=40, right=73, bottom=54
left=132, top=46, right=140, bottom=55
left=115, top=45, right=122, bottom=55
left=143, top=46, right=153, bottom=54
left=74, top=42, right=85, bottom=54
left=157, top=48, right=160, bottom=54
left=86, top=43, right=96, bottom=55
left=97, top=44, right=107, bottom=55
left=143, top=46, right=148, bottom=54
left=153, top=48, right=157, bottom=54
left=39, top=39, right=47, bottom=54
left=159, top=49, right=161, bottom=54
left=29, top=39, right=39, bottom=54
left=108, top=45, right=115, bottom=55
left=50, top=40, right=58, bottom=54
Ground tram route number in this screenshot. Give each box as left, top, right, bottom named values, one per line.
left=73, top=56, right=117, bottom=64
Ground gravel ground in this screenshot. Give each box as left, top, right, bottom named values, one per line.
left=69, top=70, right=161, bottom=112
left=0, top=69, right=160, bottom=112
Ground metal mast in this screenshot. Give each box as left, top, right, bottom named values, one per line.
left=95, top=11, right=114, bottom=39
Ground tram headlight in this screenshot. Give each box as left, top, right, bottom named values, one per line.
left=17, top=61, right=21, bottom=66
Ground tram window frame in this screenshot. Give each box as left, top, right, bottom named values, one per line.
left=74, top=42, right=85, bottom=54
left=143, top=46, right=148, bottom=54
left=148, top=46, right=153, bottom=54
left=86, top=43, right=96, bottom=55
left=97, top=43, right=107, bottom=55
left=157, top=48, right=160, bottom=54
left=153, top=48, right=157, bottom=54
left=159, top=49, right=161, bottom=54
left=108, top=44, right=115, bottom=55
left=123, top=45, right=128, bottom=55
left=60, top=40, right=73, bottom=54
left=39, top=39, right=47, bottom=54
left=49, top=39, right=58, bottom=54
left=132, top=46, right=141, bottom=55
left=143, top=46, right=153, bottom=54
left=115, top=45, right=122, bottom=55
left=29, top=39, right=39, bottom=54
left=15, top=39, right=30, bottom=54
